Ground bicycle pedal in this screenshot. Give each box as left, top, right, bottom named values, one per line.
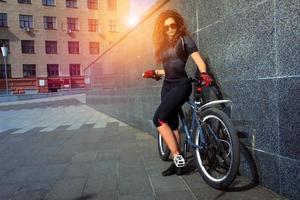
left=173, top=155, right=185, bottom=167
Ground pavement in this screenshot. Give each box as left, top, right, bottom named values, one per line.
left=0, top=97, right=286, bottom=200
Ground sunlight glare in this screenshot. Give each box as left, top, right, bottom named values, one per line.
left=127, top=14, right=139, bottom=27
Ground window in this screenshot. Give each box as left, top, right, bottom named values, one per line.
left=87, top=0, right=97, bottom=9
left=47, top=64, right=59, bottom=76
left=18, top=0, right=31, bottom=4
left=66, top=0, right=77, bottom=8
left=19, top=15, right=33, bottom=28
left=89, top=42, right=99, bottom=54
left=107, top=0, right=116, bottom=10
left=44, top=16, right=56, bottom=29
left=68, top=41, right=79, bottom=54
left=0, top=64, right=11, bottom=79
left=0, top=40, right=10, bottom=53
left=69, top=64, right=80, bottom=76
left=42, top=0, right=55, bottom=6
left=23, top=64, right=36, bottom=77
left=0, top=13, right=8, bottom=27
left=108, top=20, right=118, bottom=32
left=21, top=40, right=34, bottom=54
left=67, top=18, right=79, bottom=31
left=88, top=19, right=98, bottom=32
left=45, top=41, right=57, bottom=54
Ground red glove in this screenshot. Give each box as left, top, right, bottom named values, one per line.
left=143, top=69, right=155, bottom=78
left=200, top=72, right=213, bottom=87
left=196, top=72, right=213, bottom=93
left=142, top=69, right=161, bottom=81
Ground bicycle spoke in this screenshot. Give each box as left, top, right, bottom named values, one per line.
left=203, top=126, right=230, bottom=178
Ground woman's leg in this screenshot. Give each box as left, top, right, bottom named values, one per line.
left=157, top=123, right=180, bottom=157
left=173, top=129, right=181, bottom=148
left=158, top=124, right=184, bottom=176
left=153, top=83, right=191, bottom=158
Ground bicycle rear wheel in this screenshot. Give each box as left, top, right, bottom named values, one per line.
left=193, top=108, right=240, bottom=189
left=157, top=132, right=171, bottom=161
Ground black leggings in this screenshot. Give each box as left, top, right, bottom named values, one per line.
left=153, top=79, right=192, bottom=130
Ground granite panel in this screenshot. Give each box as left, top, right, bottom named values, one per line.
left=278, top=77, right=300, bottom=160
left=178, top=0, right=197, bottom=32
left=220, top=79, right=279, bottom=154
left=252, top=150, right=280, bottom=193
left=279, top=157, right=300, bottom=200
left=196, top=0, right=226, bottom=28
left=276, top=0, right=300, bottom=76
left=206, top=0, right=276, bottom=82
left=197, top=19, right=226, bottom=77
left=196, top=0, right=267, bottom=28
left=239, top=142, right=259, bottom=184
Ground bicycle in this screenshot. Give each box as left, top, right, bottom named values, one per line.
left=157, top=78, right=240, bottom=189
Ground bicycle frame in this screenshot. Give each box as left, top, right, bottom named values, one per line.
left=178, top=99, right=233, bottom=157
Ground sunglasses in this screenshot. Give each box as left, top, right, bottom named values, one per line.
left=163, top=23, right=177, bottom=31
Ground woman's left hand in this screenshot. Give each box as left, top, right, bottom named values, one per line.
left=200, top=72, right=213, bottom=87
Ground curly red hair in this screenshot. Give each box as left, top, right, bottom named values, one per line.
left=153, top=9, right=190, bottom=64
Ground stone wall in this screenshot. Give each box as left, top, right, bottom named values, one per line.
left=85, top=0, right=300, bottom=199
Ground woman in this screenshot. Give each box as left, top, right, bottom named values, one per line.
left=143, top=9, right=213, bottom=176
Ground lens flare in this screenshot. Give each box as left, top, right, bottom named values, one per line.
left=127, top=14, right=139, bottom=27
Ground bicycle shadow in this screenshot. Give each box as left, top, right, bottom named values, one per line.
left=182, top=141, right=259, bottom=192
left=72, top=194, right=97, bottom=200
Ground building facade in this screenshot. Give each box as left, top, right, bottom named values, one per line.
left=0, top=0, right=129, bottom=94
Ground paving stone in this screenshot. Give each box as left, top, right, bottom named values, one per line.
left=46, top=177, right=86, bottom=200
left=96, top=146, right=118, bottom=161
left=88, top=160, right=118, bottom=179
left=71, top=151, right=97, bottom=163
left=0, top=100, right=287, bottom=199
left=0, top=104, right=128, bottom=135
left=0, top=164, right=67, bottom=184
left=118, top=193, right=156, bottom=200
left=191, top=182, right=285, bottom=200
left=81, top=193, right=117, bottom=200
left=118, top=175, right=153, bottom=196
left=150, top=175, right=188, bottom=193
left=156, top=188, right=196, bottom=200
left=9, top=181, right=55, bottom=200
left=0, top=184, right=19, bottom=199
left=11, top=188, right=50, bottom=200
left=62, top=163, right=91, bottom=178
left=83, top=177, right=117, bottom=195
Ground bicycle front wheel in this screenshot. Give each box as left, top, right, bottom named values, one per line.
left=193, top=108, right=240, bottom=189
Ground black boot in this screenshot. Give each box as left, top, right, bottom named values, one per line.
left=162, top=163, right=177, bottom=176
left=176, top=166, right=184, bottom=176
left=161, top=163, right=184, bottom=176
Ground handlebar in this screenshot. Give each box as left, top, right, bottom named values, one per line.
left=189, top=77, right=213, bottom=87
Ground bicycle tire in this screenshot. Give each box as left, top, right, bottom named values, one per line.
left=157, top=132, right=171, bottom=161
left=193, top=107, right=240, bottom=189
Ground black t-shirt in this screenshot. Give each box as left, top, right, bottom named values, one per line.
left=160, top=35, right=198, bottom=82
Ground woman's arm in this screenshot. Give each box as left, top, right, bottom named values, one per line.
left=191, top=51, right=213, bottom=86
left=191, top=52, right=207, bottom=73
